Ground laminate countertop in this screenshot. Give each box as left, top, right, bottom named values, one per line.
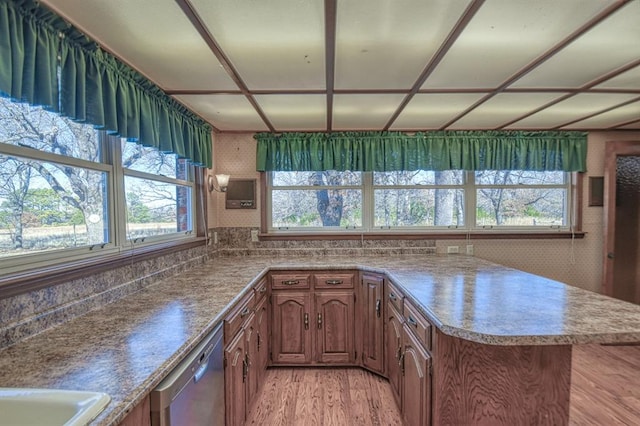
left=1, top=255, right=640, bottom=425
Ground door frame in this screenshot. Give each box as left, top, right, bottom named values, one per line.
left=602, top=140, right=640, bottom=298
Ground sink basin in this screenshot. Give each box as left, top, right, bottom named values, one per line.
left=0, top=388, right=110, bottom=426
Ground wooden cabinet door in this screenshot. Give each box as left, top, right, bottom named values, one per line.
left=271, top=292, right=312, bottom=364
left=361, top=273, right=384, bottom=374
left=224, top=330, right=246, bottom=426
left=244, top=312, right=259, bottom=410
left=315, top=291, right=355, bottom=364
left=387, top=302, right=403, bottom=408
left=402, top=324, right=431, bottom=426
left=255, top=295, right=269, bottom=384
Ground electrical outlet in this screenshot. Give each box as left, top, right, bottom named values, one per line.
left=466, top=244, right=474, bottom=255
left=447, top=246, right=459, bottom=254
left=250, top=229, right=259, bottom=242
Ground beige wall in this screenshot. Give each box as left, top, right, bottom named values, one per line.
left=208, top=131, right=640, bottom=293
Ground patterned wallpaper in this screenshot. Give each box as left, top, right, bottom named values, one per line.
left=208, top=131, right=640, bottom=293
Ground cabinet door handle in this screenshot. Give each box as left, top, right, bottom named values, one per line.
left=242, top=356, right=248, bottom=383
left=304, top=313, right=309, bottom=330
left=259, top=286, right=267, bottom=293
left=396, top=345, right=402, bottom=361
left=317, top=313, right=323, bottom=329
left=240, top=307, right=250, bottom=317
left=375, top=299, right=381, bottom=317
left=325, top=279, right=343, bottom=285
left=407, top=316, right=418, bottom=327
left=257, top=333, right=261, bottom=351
left=282, top=279, right=300, bottom=286
left=389, top=292, right=397, bottom=301
left=399, top=351, right=405, bottom=376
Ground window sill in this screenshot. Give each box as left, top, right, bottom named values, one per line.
left=258, top=231, right=585, bottom=241
left=0, top=238, right=207, bottom=300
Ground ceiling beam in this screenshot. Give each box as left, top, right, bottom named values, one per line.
left=174, top=0, right=276, bottom=132
left=552, top=95, right=640, bottom=130
left=324, top=0, right=338, bottom=132
left=382, top=0, right=486, bottom=131
left=442, top=0, right=634, bottom=130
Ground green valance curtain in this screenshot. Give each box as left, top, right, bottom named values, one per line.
left=255, top=131, right=587, bottom=172
left=0, top=0, right=211, bottom=167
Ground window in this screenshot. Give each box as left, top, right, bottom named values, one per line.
left=0, top=98, right=196, bottom=274
left=266, top=170, right=572, bottom=233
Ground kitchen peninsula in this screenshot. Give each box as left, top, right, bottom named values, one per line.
left=1, top=254, right=639, bottom=425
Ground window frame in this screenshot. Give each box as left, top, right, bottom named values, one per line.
left=262, top=170, right=583, bottom=238
left=0, top=113, right=203, bottom=279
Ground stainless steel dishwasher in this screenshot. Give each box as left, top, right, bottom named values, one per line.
left=150, top=324, right=224, bottom=426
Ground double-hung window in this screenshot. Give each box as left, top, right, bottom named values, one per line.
left=0, top=98, right=196, bottom=275
left=265, top=170, right=572, bottom=233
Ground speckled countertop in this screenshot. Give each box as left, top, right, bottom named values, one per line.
left=1, top=255, right=640, bottom=425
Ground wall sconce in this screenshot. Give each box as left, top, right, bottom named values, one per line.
left=208, top=173, right=230, bottom=192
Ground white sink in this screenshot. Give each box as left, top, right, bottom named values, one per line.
left=0, top=388, right=110, bottom=426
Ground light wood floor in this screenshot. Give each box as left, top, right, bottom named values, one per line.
left=247, top=344, right=640, bottom=425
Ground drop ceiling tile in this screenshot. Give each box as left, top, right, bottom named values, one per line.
left=507, top=93, right=639, bottom=129
left=191, top=0, right=325, bottom=90
left=422, top=0, right=616, bottom=89
left=335, top=0, right=472, bottom=90
left=594, top=65, right=640, bottom=90
left=512, top=1, right=640, bottom=88
left=173, top=95, right=268, bottom=132
left=42, top=0, right=238, bottom=91
left=254, top=95, right=326, bottom=131
left=390, top=93, right=486, bottom=130
left=619, top=121, right=640, bottom=130
left=564, top=99, right=640, bottom=129
left=449, top=93, right=567, bottom=129
left=333, top=94, right=406, bottom=130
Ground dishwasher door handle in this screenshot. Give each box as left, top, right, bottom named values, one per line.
left=194, top=358, right=210, bottom=383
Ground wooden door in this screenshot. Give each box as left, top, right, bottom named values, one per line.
left=271, top=292, right=312, bottom=364
left=244, top=312, right=259, bottom=409
left=402, top=324, right=431, bottom=426
left=604, top=140, right=640, bottom=303
left=224, top=330, right=246, bottom=426
left=255, top=295, right=269, bottom=384
left=362, top=273, right=384, bottom=373
left=387, top=302, right=403, bottom=408
left=315, top=291, right=355, bottom=364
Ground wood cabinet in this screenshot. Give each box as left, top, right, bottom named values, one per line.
left=386, top=300, right=403, bottom=407
left=384, top=283, right=433, bottom=426
left=361, top=273, right=385, bottom=374
left=315, top=291, right=355, bottom=364
left=224, top=277, right=268, bottom=426
left=271, top=271, right=356, bottom=365
left=401, top=323, right=431, bottom=426
left=271, top=292, right=312, bottom=364
left=224, top=328, right=247, bottom=426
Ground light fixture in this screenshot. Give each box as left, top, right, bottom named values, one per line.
left=208, top=173, right=230, bottom=192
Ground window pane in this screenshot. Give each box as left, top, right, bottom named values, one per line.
left=476, top=188, right=566, bottom=226
left=375, top=189, right=464, bottom=227
left=124, top=176, right=192, bottom=239
left=0, top=97, right=102, bottom=162
left=475, top=170, right=565, bottom=185
left=272, top=171, right=361, bottom=186
left=0, top=154, right=108, bottom=257
left=121, top=140, right=187, bottom=179
left=374, top=170, right=464, bottom=185
left=271, top=189, right=362, bottom=228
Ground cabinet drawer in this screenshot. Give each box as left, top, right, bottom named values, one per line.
left=224, top=291, right=255, bottom=343
left=403, top=300, right=432, bottom=351
left=271, top=272, right=311, bottom=290
left=387, top=282, right=404, bottom=314
left=313, top=272, right=355, bottom=289
left=253, top=277, right=268, bottom=301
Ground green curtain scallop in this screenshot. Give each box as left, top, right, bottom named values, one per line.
left=255, top=131, right=587, bottom=172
